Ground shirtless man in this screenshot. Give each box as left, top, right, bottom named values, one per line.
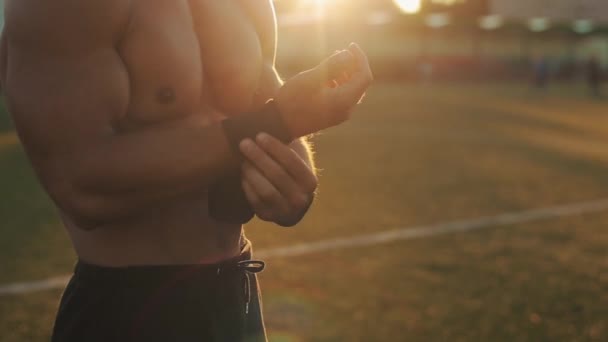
left=1, top=0, right=372, bottom=341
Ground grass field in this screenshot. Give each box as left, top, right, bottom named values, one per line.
left=1, top=82, right=608, bottom=341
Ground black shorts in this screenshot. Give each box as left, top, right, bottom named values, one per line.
left=52, top=240, right=267, bottom=342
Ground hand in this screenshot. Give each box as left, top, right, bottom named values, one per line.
left=239, top=133, right=318, bottom=227
left=276, top=43, right=374, bottom=138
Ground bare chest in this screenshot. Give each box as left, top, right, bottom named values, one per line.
left=117, top=0, right=275, bottom=128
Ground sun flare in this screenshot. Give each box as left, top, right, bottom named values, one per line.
left=392, top=0, right=421, bottom=14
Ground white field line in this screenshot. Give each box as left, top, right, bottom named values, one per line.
left=2, top=198, right=608, bottom=297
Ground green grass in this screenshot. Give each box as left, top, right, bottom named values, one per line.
left=1, top=83, right=608, bottom=341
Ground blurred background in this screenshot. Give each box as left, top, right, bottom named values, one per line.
left=1, top=0, right=608, bottom=341
left=273, top=0, right=608, bottom=83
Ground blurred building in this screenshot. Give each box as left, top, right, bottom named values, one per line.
left=491, top=0, right=608, bottom=22
left=274, top=0, right=608, bottom=81
left=490, top=0, right=608, bottom=67
left=0, top=0, right=601, bottom=81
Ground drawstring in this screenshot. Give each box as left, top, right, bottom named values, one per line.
left=237, top=260, right=265, bottom=314
left=237, top=260, right=265, bottom=273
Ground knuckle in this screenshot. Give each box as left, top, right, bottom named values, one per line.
left=246, top=191, right=262, bottom=205
left=289, top=194, right=307, bottom=209
left=247, top=149, right=263, bottom=163
left=252, top=201, right=266, bottom=213
left=306, top=178, right=318, bottom=193
left=260, top=188, right=277, bottom=202
left=263, top=135, right=281, bottom=150
left=258, top=210, right=273, bottom=222
left=251, top=198, right=263, bottom=208
left=302, top=174, right=318, bottom=193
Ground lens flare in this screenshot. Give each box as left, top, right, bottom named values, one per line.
left=392, top=0, right=421, bottom=14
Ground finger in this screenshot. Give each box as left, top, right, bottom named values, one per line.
left=241, top=161, right=291, bottom=213
left=305, top=50, right=356, bottom=86
left=319, top=44, right=373, bottom=113
left=326, top=79, right=339, bottom=88
left=241, top=178, right=273, bottom=221
left=240, top=139, right=304, bottom=206
left=256, top=133, right=318, bottom=196
left=348, top=43, right=374, bottom=81
left=241, top=177, right=262, bottom=208
left=336, top=71, right=351, bottom=86
left=323, top=67, right=373, bottom=113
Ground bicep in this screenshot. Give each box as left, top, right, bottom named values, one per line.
left=6, top=46, right=130, bottom=159
left=4, top=39, right=131, bottom=205
left=3, top=0, right=131, bottom=155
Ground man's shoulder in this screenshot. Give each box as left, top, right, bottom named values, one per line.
left=5, top=0, right=131, bottom=49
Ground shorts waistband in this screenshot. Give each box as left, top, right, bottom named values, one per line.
left=74, top=239, right=264, bottom=283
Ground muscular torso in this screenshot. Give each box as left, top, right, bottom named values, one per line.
left=3, top=0, right=282, bottom=266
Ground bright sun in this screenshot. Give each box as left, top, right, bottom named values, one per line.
left=392, top=0, right=421, bottom=14
left=296, top=0, right=422, bottom=15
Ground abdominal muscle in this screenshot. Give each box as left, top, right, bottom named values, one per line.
left=66, top=192, right=245, bottom=267
left=68, top=96, right=241, bottom=267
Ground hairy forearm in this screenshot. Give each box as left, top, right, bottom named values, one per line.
left=267, top=66, right=317, bottom=172
left=290, top=137, right=316, bottom=174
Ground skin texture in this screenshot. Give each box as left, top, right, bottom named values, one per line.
left=1, top=0, right=372, bottom=267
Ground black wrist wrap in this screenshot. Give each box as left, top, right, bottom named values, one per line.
left=221, top=99, right=293, bottom=157
left=208, top=170, right=255, bottom=224
left=210, top=100, right=292, bottom=224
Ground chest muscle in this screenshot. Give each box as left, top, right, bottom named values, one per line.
left=117, top=0, right=273, bottom=128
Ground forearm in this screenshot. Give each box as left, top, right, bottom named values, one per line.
left=58, top=115, right=239, bottom=225
left=290, top=137, right=316, bottom=174
left=264, top=65, right=317, bottom=173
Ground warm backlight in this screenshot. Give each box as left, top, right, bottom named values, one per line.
left=392, top=0, right=421, bottom=14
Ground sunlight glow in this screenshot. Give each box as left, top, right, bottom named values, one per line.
left=392, top=0, right=421, bottom=15
left=312, top=0, right=325, bottom=15
left=431, top=0, right=466, bottom=5
left=295, top=0, right=330, bottom=18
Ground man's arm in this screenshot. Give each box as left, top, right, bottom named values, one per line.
left=3, top=1, right=242, bottom=227
left=239, top=63, right=318, bottom=226
left=5, top=0, right=370, bottom=229
left=261, top=64, right=317, bottom=174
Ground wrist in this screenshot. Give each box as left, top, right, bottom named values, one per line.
left=221, top=99, right=294, bottom=157
left=275, top=92, right=317, bottom=139
left=289, top=138, right=316, bottom=173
